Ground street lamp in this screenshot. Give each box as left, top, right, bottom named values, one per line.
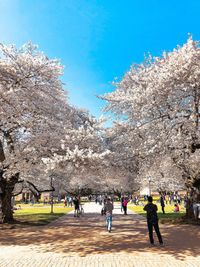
left=120, top=186, right=123, bottom=212
left=148, top=177, right=151, bottom=196
left=50, top=176, right=54, bottom=214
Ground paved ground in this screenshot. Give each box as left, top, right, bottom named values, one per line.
left=0, top=202, right=200, bottom=267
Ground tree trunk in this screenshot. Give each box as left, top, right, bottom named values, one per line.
left=0, top=140, right=5, bottom=162
left=185, top=188, right=200, bottom=219
left=0, top=187, right=14, bottom=223
left=185, top=198, right=195, bottom=219
left=0, top=173, right=19, bottom=223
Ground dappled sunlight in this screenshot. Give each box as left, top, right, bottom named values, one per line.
left=0, top=211, right=199, bottom=261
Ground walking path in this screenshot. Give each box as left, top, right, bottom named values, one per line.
left=0, top=202, right=200, bottom=267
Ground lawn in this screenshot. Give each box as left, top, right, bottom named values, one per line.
left=13, top=203, right=73, bottom=226
left=128, top=203, right=186, bottom=224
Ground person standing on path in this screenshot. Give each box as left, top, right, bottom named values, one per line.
left=104, top=197, right=114, bottom=232
left=121, top=196, right=124, bottom=212
left=123, top=197, right=128, bottom=215
left=160, top=195, right=165, bottom=214
left=143, top=196, right=163, bottom=246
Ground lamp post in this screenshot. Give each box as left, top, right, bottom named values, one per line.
left=148, top=177, right=151, bottom=196
left=50, top=176, right=54, bottom=214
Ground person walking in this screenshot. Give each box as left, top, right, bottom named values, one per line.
left=104, top=197, right=114, bottom=232
left=123, top=197, right=128, bottom=215
left=73, top=196, right=80, bottom=217
left=143, top=196, right=163, bottom=246
left=160, top=195, right=165, bottom=214
left=101, top=196, right=108, bottom=216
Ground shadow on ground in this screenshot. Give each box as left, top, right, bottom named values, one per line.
left=0, top=212, right=199, bottom=260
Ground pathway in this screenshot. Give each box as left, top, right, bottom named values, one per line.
left=0, top=202, right=199, bottom=267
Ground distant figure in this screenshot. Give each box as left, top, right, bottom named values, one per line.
left=184, top=195, right=188, bottom=208
left=160, top=195, right=165, bottom=214
left=173, top=194, right=177, bottom=203
left=30, top=198, right=34, bottom=206
left=174, top=203, right=180, bottom=213
left=43, top=197, right=48, bottom=205
left=121, top=196, right=124, bottom=212
left=64, top=197, right=67, bottom=207
left=104, top=197, right=114, bottom=232
left=177, top=195, right=181, bottom=204
left=101, top=197, right=107, bottom=216
left=168, top=195, right=172, bottom=205
left=73, top=196, right=80, bottom=217
left=68, top=196, right=73, bottom=207
left=144, top=196, right=163, bottom=246
left=123, top=198, right=128, bottom=215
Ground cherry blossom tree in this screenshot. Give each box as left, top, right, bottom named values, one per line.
left=101, top=37, right=200, bottom=217
left=0, top=42, right=112, bottom=223
left=101, top=124, right=141, bottom=196
left=0, top=42, right=72, bottom=221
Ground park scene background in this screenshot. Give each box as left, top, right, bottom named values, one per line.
left=0, top=1, right=200, bottom=266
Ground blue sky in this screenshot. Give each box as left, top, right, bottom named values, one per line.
left=0, top=0, right=200, bottom=120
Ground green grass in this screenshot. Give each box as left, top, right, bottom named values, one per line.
left=128, top=203, right=186, bottom=224
left=13, top=204, right=73, bottom=226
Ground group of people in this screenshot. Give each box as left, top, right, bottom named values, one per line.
left=64, top=195, right=82, bottom=217
left=101, top=195, right=164, bottom=245
left=95, top=195, right=114, bottom=205
left=160, top=194, right=180, bottom=214
left=64, top=196, right=73, bottom=207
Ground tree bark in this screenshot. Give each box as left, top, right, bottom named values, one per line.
left=185, top=198, right=195, bottom=219
left=0, top=173, right=19, bottom=223
left=0, top=187, right=14, bottom=223
left=0, top=140, right=5, bottom=162
left=185, top=188, right=200, bottom=219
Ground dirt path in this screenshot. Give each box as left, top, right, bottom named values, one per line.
left=0, top=202, right=199, bottom=266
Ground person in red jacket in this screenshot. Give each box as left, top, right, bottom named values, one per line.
left=123, top=198, right=128, bottom=215
left=174, top=203, right=180, bottom=212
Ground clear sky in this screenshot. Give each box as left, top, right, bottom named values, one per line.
left=0, top=0, right=200, bottom=120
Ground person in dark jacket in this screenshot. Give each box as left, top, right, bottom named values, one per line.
left=121, top=196, right=124, bottom=212
left=160, top=195, right=165, bottom=214
left=73, top=196, right=80, bottom=217
left=143, top=196, right=163, bottom=246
